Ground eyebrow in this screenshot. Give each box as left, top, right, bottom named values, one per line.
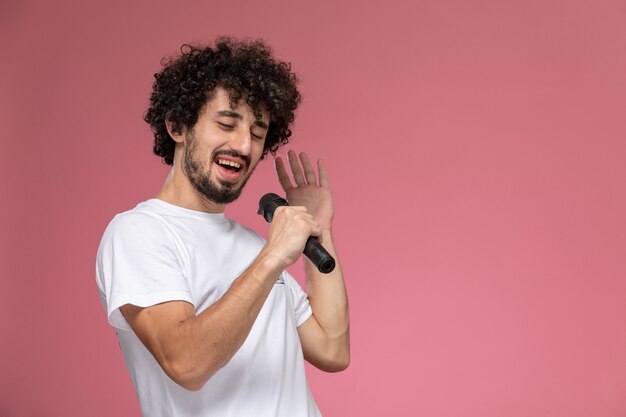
left=216, top=110, right=269, bottom=130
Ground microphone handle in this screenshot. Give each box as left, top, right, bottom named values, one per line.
left=304, top=236, right=336, bottom=274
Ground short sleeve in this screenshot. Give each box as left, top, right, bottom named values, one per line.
left=96, top=211, right=192, bottom=330
left=282, top=271, right=312, bottom=327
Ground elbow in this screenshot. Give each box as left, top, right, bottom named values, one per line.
left=173, top=374, right=206, bottom=392
left=173, top=377, right=205, bottom=392
left=326, top=334, right=350, bottom=372
left=338, top=353, right=350, bottom=371
left=314, top=350, right=350, bottom=373
left=326, top=352, right=350, bottom=372
left=308, top=332, right=351, bottom=373
left=163, top=356, right=224, bottom=392
left=165, top=361, right=206, bottom=391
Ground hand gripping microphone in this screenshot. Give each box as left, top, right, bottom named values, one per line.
left=258, top=193, right=336, bottom=274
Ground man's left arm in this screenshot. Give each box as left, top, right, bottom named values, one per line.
left=276, top=150, right=350, bottom=372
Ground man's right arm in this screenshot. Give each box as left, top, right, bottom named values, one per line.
left=120, top=205, right=321, bottom=391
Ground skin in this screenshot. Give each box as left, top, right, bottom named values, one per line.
left=120, top=88, right=349, bottom=391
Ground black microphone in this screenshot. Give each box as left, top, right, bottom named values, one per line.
left=258, top=193, right=336, bottom=274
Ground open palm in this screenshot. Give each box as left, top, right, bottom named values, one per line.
left=275, top=150, right=334, bottom=231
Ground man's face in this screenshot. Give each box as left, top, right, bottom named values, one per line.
left=181, top=88, right=269, bottom=205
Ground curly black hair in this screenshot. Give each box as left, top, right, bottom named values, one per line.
left=144, top=37, right=301, bottom=165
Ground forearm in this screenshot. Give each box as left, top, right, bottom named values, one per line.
left=149, top=205, right=320, bottom=389
left=160, top=249, right=285, bottom=390
left=304, top=230, right=350, bottom=359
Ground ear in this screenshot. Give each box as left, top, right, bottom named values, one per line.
left=165, top=119, right=185, bottom=144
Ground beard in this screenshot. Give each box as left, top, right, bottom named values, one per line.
left=182, top=132, right=255, bottom=205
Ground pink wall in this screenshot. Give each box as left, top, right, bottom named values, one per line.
left=2, top=0, right=625, bottom=416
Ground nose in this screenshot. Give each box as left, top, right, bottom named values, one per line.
left=228, top=130, right=252, bottom=156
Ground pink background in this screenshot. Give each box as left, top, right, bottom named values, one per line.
left=2, top=0, right=625, bottom=416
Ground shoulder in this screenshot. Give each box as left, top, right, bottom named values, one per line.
left=104, top=202, right=176, bottom=236
left=98, top=206, right=182, bottom=257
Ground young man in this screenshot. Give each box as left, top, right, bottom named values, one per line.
left=96, top=38, right=349, bottom=417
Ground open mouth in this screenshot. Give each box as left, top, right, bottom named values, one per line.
left=215, top=158, right=243, bottom=173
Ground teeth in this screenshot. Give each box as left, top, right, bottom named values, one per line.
left=217, top=159, right=241, bottom=169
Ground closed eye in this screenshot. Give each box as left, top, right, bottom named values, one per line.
left=218, top=123, right=235, bottom=130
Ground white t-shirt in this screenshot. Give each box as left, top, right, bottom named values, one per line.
left=96, top=199, right=321, bottom=417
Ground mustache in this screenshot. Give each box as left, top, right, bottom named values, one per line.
left=213, top=150, right=251, bottom=167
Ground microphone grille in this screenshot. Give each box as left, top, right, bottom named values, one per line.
left=258, top=193, right=288, bottom=223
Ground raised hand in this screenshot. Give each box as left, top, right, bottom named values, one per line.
left=275, top=150, right=334, bottom=231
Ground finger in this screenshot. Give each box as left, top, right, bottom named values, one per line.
left=318, top=159, right=329, bottom=187
left=273, top=206, right=307, bottom=222
left=283, top=205, right=308, bottom=213
left=288, top=150, right=306, bottom=186
left=299, top=152, right=317, bottom=186
left=294, top=213, right=320, bottom=233
left=275, top=157, right=293, bottom=191
left=307, top=219, right=322, bottom=237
